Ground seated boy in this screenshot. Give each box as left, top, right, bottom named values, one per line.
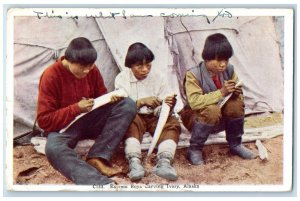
left=180, top=33, right=257, bottom=165
left=37, top=37, right=136, bottom=185
left=115, top=42, right=181, bottom=181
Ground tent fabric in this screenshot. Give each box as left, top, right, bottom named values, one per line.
left=95, top=17, right=167, bottom=72
left=165, top=16, right=283, bottom=114
left=14, top=17, right=119, bottom=130
left=13, top=16, right=283, bottom=137
left=95, top=17, right=184, bottom=112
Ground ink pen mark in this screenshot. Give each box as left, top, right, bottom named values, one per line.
left=33, top=9, right=231, bottom=24
left=212, top=8, right=233, bottom=22
left=110, top=12, right=120, bottom=19
left=33, top=11, right=43, bottom=19
left=33, top=10, right=62, bottom=19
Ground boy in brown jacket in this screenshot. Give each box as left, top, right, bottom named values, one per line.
left=181, top=33, right=257, bottom=165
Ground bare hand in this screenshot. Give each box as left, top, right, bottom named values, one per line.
left=137, top=96, right=162, bottom=109
left=233, top=85, right=242, bottom=97
left=220, top=80, right=236, bottom=97
left=164, top=94, right=177, bottom=108
left=78, top=98, right=94, bottom=113
left=111, top=95, right=124, bottom=103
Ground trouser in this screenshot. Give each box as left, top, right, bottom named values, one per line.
left=45, top=97, right=137, bottom=185
left=180, top=96, right=245, bottom=149
left=125, top=113, right=181, bottom=145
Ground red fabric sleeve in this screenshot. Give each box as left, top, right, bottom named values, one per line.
left=92, top=67, right=108, bottom=97
left=37, top=72, right=81, bottom=132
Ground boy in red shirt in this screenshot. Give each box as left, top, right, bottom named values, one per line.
left=37, top=37, right=136, bottom=185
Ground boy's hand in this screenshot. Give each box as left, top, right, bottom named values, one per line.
left=220, top=80, right=236, bottom=97
left=78, top=98, right=94, bottom=113
left=164, top=94, right=177, bottom=108
left=137, top=96, right=162, bottom=108
left=111, top=95, right=124, bottom=103
left=233, top=85, right=242, bottom=97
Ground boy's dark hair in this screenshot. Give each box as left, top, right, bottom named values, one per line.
left=125, top=42, right=154, bottom=68
left=65, top=37, right=97, bottom=66
left=202, top=33, right=233, bottom=61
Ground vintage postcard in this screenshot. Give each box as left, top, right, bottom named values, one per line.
left=5, top=7, right=294, bottom=193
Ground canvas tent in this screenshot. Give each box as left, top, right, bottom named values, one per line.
left=12, top=13, right=284, bottom=149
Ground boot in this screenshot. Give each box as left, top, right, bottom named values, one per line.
left=86, top=158, right=122, bottom=177
left=128, top=157, right=145, bottom=181
left=187, top=148, right=204, bottom=166
left=225, top=117, right=257, bottom=159
left=153, top=157, right=177, bottom=181
left=187, top=121, right=214, bottom=165
left=125, top=137, right=145, bottom=181
left=153, top=140, right=178, bottom=181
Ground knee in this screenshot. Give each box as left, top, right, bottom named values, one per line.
left=159, top=117, right=181, bottom=143
left=125, top=114, right=145, bottom=141
left=167, top=117, right=181, bottom=132
left=197, top=105, right=221, bottom=125
left=131, top=114, right=142, bottom=125
left=179, top=107, right=196, bottom=132
left=118, top=97, right=137, bottom=117
left=45, top=133, right=61, bottom=160
left=222, top=98, right=245, bottom=119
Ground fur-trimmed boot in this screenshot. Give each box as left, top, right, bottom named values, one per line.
left=153, top=139, right=178, bottom=181
left=125, top=137, right=145, bottom=181
left=187, top=121, right=214, bottom=165
left=225, top=117, right=257, bottom=159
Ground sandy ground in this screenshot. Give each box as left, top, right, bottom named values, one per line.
left=13, top=112, right=283, bottom=186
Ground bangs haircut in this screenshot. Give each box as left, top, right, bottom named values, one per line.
left=125, top=42, right=154, bottom=68
left=65, top=37, right=97, bottom=66
left=202, top=33, right=233, bottom=61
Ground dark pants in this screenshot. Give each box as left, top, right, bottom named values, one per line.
left=45, top=97, right=137, bottom=185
